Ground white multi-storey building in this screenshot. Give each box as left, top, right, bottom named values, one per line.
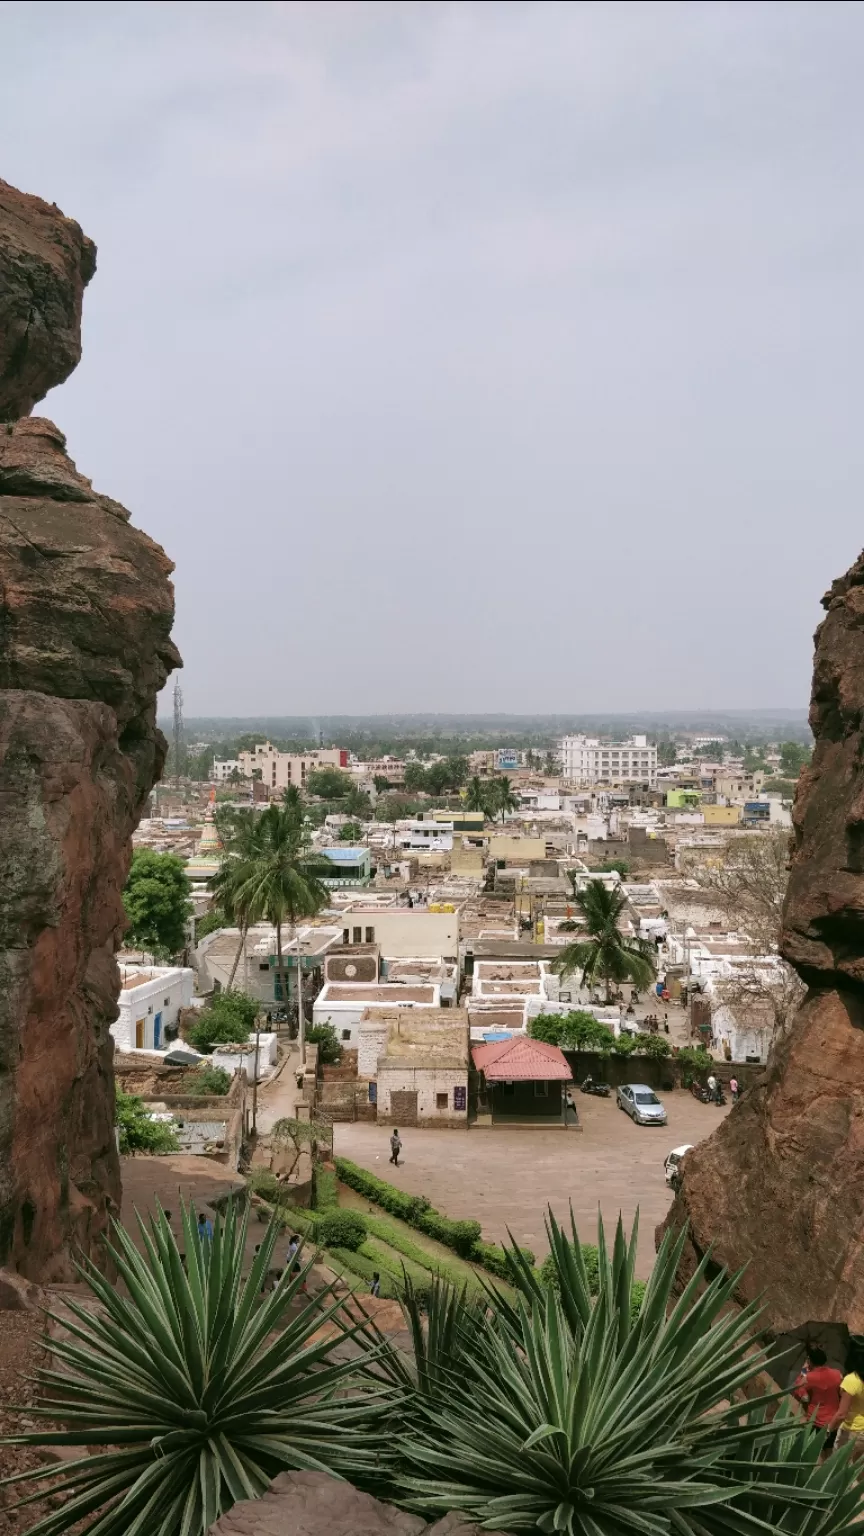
left=237, top=743, right=347, bottom=792
left=559, top=734, right=657, bottom=787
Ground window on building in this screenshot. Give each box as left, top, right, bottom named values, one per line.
left=534, top=1080, right=549, bottom=1097
left=352, top=926, right=362, bottom=944
left=436, top=1092, right=448, bottom=1110
left=259, top=962, right=270, bottom=972
left=342, top=1029, right=352, bottom=1041
left=164, top=997, right=169, bottom=1006
left=342, top=928, right=350, bottom=944
left=365, top=926, right=375, bottom=943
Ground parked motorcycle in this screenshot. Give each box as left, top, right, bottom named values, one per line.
left=690, top=1081, right=727, bottom=1106
left=580, top=1077, right=611, bottom=1098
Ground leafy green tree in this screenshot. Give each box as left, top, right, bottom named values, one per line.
left=373, top=774, right=390, bottom=793
left=342, top=784, right=372, bottom=819
left=403, top=762, right=429, bottom=793
left=195, top=905, right=228, bottom=941
left=554, top=879, right=656, bottom=1002
left=657, top=739, right=677, bottom=766
left=115, top=1092, right=180, bottom=1155
left=123, top=850, right=192, bottom=958
left=339, top=821, right=362, bottom=842
left=6, top=1203, right=389, bottom=1535
left=306, top=766, right=350, bottom=798
left=779, top=740, right=811, bottom=776
left=596, top=857, right=629, bottom=876
left=228, top=793, right=331, bottom=1061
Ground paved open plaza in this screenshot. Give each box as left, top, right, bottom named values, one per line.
left=335, top=1091, right=730, bottom=1278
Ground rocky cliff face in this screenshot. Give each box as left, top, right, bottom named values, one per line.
left=0, top=185, right=178, bottom=1279
left=0, top=179, right=95, bottom=421
left=658, top=551, right=864, bottom=1336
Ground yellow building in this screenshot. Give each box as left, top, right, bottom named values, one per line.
left=701, top=805, right=741, bottom=827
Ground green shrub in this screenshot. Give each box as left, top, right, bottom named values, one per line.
left=360, top=1237, right=433, bottom=1291
left=417, top=1211, right=482, bottom=1257
left=115, top=1092, right=180, bottom=1155
left=317, top=1209, right=367, bottom=1252
left=277, top=1206, right=318, bottom=1239
left=305, top=1023, right=342, bottom=1066
left=540, top=1240, right=600, bottom=1296
left=473, top=1240, right=536, bottom=1281
left=178, top=1064, right=232, bottom=1096
left=187, top=991, right=257, bottom=1055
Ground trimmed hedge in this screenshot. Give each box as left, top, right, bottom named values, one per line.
left=416, top=1211, right=482, bottom=1257
left=335, top=1157, right=534, bottom=1278
left=364, top=1215, right=486, bottom=1293
left=334, top=1160, right=431, bottom=1223
left=313, top=1168, right=339, bottom=1212
left=473, top=1239, right=536, bottom=1281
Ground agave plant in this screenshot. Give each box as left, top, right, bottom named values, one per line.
left=0, top=1201, right=393, bottom=1536
left=384, top=1209, right=864, bottom=1536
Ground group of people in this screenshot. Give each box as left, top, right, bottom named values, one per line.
left=793, top=1340, right=864, bottom=1460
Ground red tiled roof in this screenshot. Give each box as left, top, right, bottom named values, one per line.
left=471, top=1035, right=571, bottom=1081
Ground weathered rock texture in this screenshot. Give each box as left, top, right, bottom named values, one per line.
left=206, top=1470, right=500, bottom=1536
left=0, top=179, right=95, bottom=421
left=0, top=185, right=178, bottom=1280
left=659, top=552, right=864, bottom=1334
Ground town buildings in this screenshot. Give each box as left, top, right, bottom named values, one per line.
left=112, top=964, right=195, bottom=1052
left=560, top=734, right=658, bottom=787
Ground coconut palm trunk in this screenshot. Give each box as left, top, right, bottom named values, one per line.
left=227, top=920, right=248, bottom=989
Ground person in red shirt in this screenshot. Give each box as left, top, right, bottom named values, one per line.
left=793, top=1347, right=843, bottom=1451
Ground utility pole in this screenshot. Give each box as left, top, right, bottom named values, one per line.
left=172, top=679, right=185, bottom=786
left=296, top=923, right=306, bottom=1068
left=251, top=1021, right=261, bottom=1134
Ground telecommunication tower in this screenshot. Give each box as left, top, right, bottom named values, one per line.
left=172, top=678, right=185, bottom=784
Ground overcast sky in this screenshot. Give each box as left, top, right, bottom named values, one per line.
left=3, top=0, right=864, bottom=715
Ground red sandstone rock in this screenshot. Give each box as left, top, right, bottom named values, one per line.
left=206, top=1470, right=498, bottom=1536
left=659, top=549, right=864, bottom=1335
left=0, top=189, right=179, bottom=1280
left=0, top=180, right=95, bottom=421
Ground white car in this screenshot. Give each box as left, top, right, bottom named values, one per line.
left=664, top=1144, right=693, bottom=1187
left=616, top=1083, right=668, bottom=1126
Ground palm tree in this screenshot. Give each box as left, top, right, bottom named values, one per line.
left=492, top=775, right=518, bottom=823
left=209, top=808, right=262, bottom=988
left=464, top=776, right=490, bottom=816
left=230, top=791, right=331, bottom=1062
left=553, top=877, right=656, bottom=1001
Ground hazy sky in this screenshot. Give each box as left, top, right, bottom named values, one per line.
left=3, top=0, right=864, bottom=715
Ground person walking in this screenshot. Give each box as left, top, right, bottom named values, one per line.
left=828, top=1337, right=864, bottom=1461
left=793, top=1347, right=843, bottom=1452
left=370, top=1272, right=381, bottom=1298
left=389, top=1128, right=402, bottom=1167
left=196, top=1211, right=214, bottom=1246
left=729, top=1075, right=740, bottom=1104
left=707, top=1071, right=719, bottom=1103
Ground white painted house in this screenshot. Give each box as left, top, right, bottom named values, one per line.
left=112, top=966, right=195, bottom=1053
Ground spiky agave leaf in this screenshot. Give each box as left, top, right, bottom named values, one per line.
left=0, top=1200, right=396, bottom=1536
left=391, top=1208, right=864, bottom=1536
